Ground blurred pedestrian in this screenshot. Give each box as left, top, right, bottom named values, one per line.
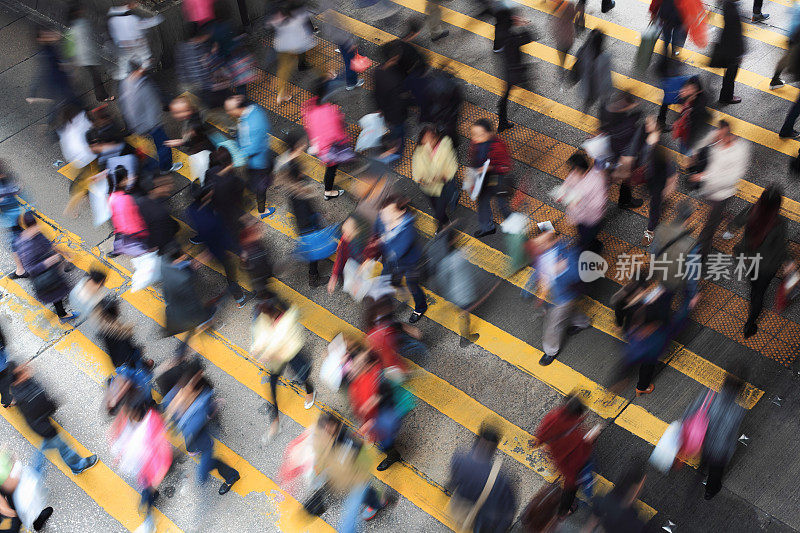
left=239, top=221, right=276, bottom=302
left=160, top=248, right=215, bottom=339
left=665, top=76, right=710, bottom=155
left=527, top=231, right=589, bottom=366
left=498, top=18, right=534, bottom=132
left=301, top=85, right=350, bottom=200
left=557, top=151, right=607, bottom=253
left=632, top=118, right=677, bottom=246
left=251, top=299, right=315, bottom=441
left=600, top=92, right=644, bottom=210
left=95, top=298, right=152, bottom=370
left=10, top=363, right=98, bottom=475
left=469, top=119, right=512, bottom=238
left=709, top=0, right=745, bottom=105
left=650, top=0, right=686, bottom=57
left=411, top=124, right=458, bottom=231
left=271, top=3, right=317, bottom=104
left=107, top=0, right=164, bottom=80
left=174, top=23, right=229, bottom=108
left=0, top=448, right=54, bottom=531
left=374, top=41, right=411, bottom=155
left=26, top=28, right=77, bottom=122
left=584, top=462, right=647, bottom=532
left=551, top=0, right=576, bottom=72
left=0, top=324, right=12, bottom=408
left=224, top=95, right=274, bottom=214
left=447, top=423, right=517, bottom=532
left=574, top=30, right=613, bottom=110
left=0, top=162, right=24, bottom=280
left=534, top=394, right=599, bottom=517
left=107, top=166, right=149, bottom=257
left=373, top=195, right=428, bottom=323
left=434, top=230, right=480, bottom=346
left=426, top=0, right=449, bottom=41
left=66, top=5, right=114, bottom=103
left=730, top=185, right=788, bottom=338
left=137, top=176, right=179, bottom=255
left=328, top=214, right=373, bottom=296
left=14, top=211, right=77, bottom=322
left=650, top=200, right=698, bottom=299
left=421, top=70, right=463, bottom=147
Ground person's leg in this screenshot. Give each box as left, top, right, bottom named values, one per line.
left=498, top=81, right=511, bottom=129
left=636, top=362, right=657, bottom=391
left=476, top=192, right=495, bottom=233
left=87, top=65, right=109, bottom=102
left=269, top=371, right=281, bottom=421
left=288, top=351, right=314, bottom=392
left=647, top=190, right=663, bottom=232
left=220, top=253, right=244, bottom=301
left=52, top=299, right=67, bottom=318
left=780, top=93, right=800, bottom=137
left=618, top=182, right=633, bottom=206
left=773, top=50, right=790, bottom=83
left=426, top=0, right=446, bottom=38
left=542, top=302, right=570, bottom=357
left=558, top=484, right=578, bottom=515
left=746, top=269, right=776, bottom=331
left=210, top=456, right=240, bottom=485
left=430, top=195, right=448, bottom=229
left=339, top=46, right=357, bottom=87
left=323, top=164, right=338, bottom=192
left=149, top=125, right=173, bottom=172
left=705, top=461, right=725, bottom=497
left=405, top=270, right=428, bottom=315
left=339, top=483, right=370, bottom=531
left=753, top=0, right=764, bottom=16
left=42, top=434, right=91, bottom=472
left=276, top=53, right=298, bottom=102
left=657, top=100, right=670, bottom=127
left=698, top=199, right=726, bottom=260
left=0, top=369, right=12, bottom=407
left=247, top=167, right=270, bottom=213
left=720, top=63, right=739, bottom=103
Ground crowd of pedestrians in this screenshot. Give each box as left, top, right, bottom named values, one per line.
left=3, top=0, right=792, bottom=530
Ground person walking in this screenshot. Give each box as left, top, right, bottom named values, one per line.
left=374, top=41, right=411, bottom=154
left=730, top=185, right=789, bottom=338
left=372, top=195, right=428, bottom=323
left=574, top=30, right=613, bottom=111
left=107, top=0, right=164, bottom=80
left=691, top=120, right=750, bottom=260
left=650, top=0, right=686, bottom=57
left=10, top=363, right=98, bottom=475
left=664, top=76, right=710, bottom=154
left=709, top=0, right=745, bottom=105
left=66, top=5, right=113, bottom=103
left=534, top=394, right=598, bottom=517
left=557, top=152, right=607, bottom=253
left=224, top=95, right=273, bottom=215
left=270, top=4, right=317, bottom=104
left=425, top=0, right=449, bottom=41
left=527, top=231, right=590, bottom=366
left=651, top=200, right=699, bottom=299
left=14, top=211, right=77, bottom=322
left=447, top=424, right=518, bottom=532
left=411, top=125, right=458, bottom=231
left=119, top=62, right=177, bottom=174
left=599, top=92, right=644, bottom=210
left=636, top=118, right=677, bottom=245
left=584, top=464, right=648, bottom=532
left=469, top=119, right=512, bottom=238
left=174, top=23, right=229, bottom=108
left=0, top=447, right=54, bottom=532
left=498, top=21, right=534, bottom=132
left=301, top=83, right=350, bottom=200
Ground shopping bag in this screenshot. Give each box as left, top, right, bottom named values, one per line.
left=776, top=269, right=800, bottom=312
left=189, top=150, right=211, bottom=183
left=355, top=113, right=386, bottom=152
left=650, top=421, right=682, bottom=473
left=88, top=178, right=111, bottom=226
left=320, top=333, right=347, bottom=390
left=661, top=75, right=691, bottom=105
left=635, top=23, right=661, bottom=72
left=278, top=428, right=316, bottom=495
left=581, top=134, right=612, bottom=163
left=350, top=50, right=373, bottom=73
left=294, top=224, right=341, bottom=261
left=13, top=466, right=48, bottom=529
left=466, top=160, right=490, bottom=201
left=680, top=390, right=714, bottom=458
left=501, top=212, right=531, bottom=273
left=131, top=252, right=162, bottom=292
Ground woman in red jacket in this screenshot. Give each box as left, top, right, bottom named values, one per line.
left=468, top=119, right=513, bottom=238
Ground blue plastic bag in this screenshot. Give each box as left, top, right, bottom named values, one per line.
left=661, top=75, right=691, bottom=106
left=294, top=224, right=341, bottom=261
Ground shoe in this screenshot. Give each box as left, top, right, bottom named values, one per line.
left=779, top=129, right=800, bottom=139
left=566, top=323, right=590, bottom=335
left=704, top=488, right=720, bottom=500
left=134, top=515, right=155, bottom=533
left=259, top=206, right=277, bottom=219
left=601, top=0, right=615, bottom=12
left=539, top=352, right=557, bottom=366
left=72, top=454, right=98, bottom=475
left=473, top=227, right=496, bottom=238
left=744, top=322, right=758, bottom=338
left=107, top=251, right=120, bottom=258
left=718, top=96, right=742, bottom=105
left=752, top=12, right=769, bottom=22
left=9, top=271, right=28, bottom=279
left=376, top=449, right=401, bottom=471
left=497, top=122, right=514, bottom=133
left=169, top=162, right=183, bottom=173
left=303, top=390, right=317, bottom=409
left=459, top=333, right=480, bottom=347
left=618, top=198, right=644, bottom=209
left=770, top=77, right=785, bottom=89
left=408, top=310, right=425, bottom=324
left=33, top=507, right=53, bottom=531
left=492, top=46, right=504, bottom=53
left=431, top=29, right=449, bottom=41
left=218, top=474, right=240, bottom=495
left=323, top=189, right=345, bottom=200
left=309, top=272, right=321, bottom=287
left=362, top=506, right=380, bottom=521
left=345, top=79, right=365, bottom=91
left=722, top=231, right=734, bottom=240
left=59, top=312, right=79, bottom=324
left=235, top=291, right=254, bottom=309
left=642, top=230, right=654, bottom=246
left=636, top=383, right=655, bottom=396
left=188, top=235, right=202, bottom=245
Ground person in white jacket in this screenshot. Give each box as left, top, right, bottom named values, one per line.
left=107, top=1, right=164, bottom=80
left=691, top=120, right=751, bottom=260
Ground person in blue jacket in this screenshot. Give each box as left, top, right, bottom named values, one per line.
left=526, top=230, right=590, bottom=366
left=224, top=95, right=273, bottom=216
left=372, top=195, right=427, bottom=323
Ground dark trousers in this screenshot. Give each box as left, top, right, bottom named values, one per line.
left=747, top=268, right=778, bottom=327
left=637, top=362, right=657, bottom=390
left=53, top=299, right=67, bottom=318
left=268, top=352, right=314, bottom=420
left=559, top=485, right=578, bottom=515
left=498, top=81, right=512, bottom=128
left=753, top=0, right=764, bottom=14
left=246, top=166, right=271, bottom=213
left=220, top=252, right=244, bottom=301
left=189, top=429, right=239, bottom=485
left=698, top=198, right=730, bottom=259
left=323, top=164, right=338, bottom=192
left=150, top=125, right=172, bottom=173
left=578, top=222, right=603, bottom=253
left=648, top=190, right=663, bottom=232
left=391, top=268, right=428, bottom=314
left=429, top=180, right=456, bottom=228
left=661, top=22, right=687, bottom=53
left=0, top=369, right=11, bottom=407
left=720, top=64, right=739, bottom=102
left=340, top=46, right=357, bottom=87
left=86, top=65, right=109, bottom=102
left=493, top=9, right=511, bottom=51
left=781, top=93, right=800, bottom=136
left=618, top=182, right=636, bottom=206
left=477, top=183, right=511, bottom=232
left=706, top=460, right=726, bottom=496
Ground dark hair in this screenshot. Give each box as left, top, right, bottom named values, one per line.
left=588, top=29, right=604, bottom=58
left=363, top=295, right=395, bottom=328
left=566, top=152, right=590, bottom=172
left=109, top=165, right=128, bottom=194
left=381, top=40, right=404, bottom=62
left=404, top=17, right=423, bottom=38
left=478, top=422, right=501, bottom=451
left=101, top=296, right=120, bottom=319
left=285, top=129, right=306, bottom=152
left=88, top=268, right=107, bottom=284
left=417, top=124, right=440, bottom=145
left=610, top=461, right=646, bottom=499
left=210, top=146, right=232, bottom=168
left=380, top=194, right=410, bottom=211
left=684, top=75, right=703, bottom=93
left=746, top=184, right=782, bottom=248
left=473, top=118, right=494, bottom=133
left=718, top=119, right=731, bottom=132
left=564, top=393, right=586, bottom=417
left=20, top=210, right=36, bottom=229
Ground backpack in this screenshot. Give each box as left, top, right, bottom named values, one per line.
left=680, top=390, right=714, bottom=458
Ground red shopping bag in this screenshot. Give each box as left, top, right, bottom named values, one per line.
left=350, top=50, right=373, bottom=73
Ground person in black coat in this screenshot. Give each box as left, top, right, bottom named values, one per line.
left=137, top=175, right=179, bottom=255
left=498, top=22, right=533, bottom=132
left=374, top=41, right=411, bottom=152
left=710, top=0, right=745, bottom=105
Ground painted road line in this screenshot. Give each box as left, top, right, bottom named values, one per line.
left=329, top=11, right=800, bottom=223
left=1, top=273, right=336, bottom=532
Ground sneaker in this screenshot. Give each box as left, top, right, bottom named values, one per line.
left=752, top=12, right=769, bottom=22
left=303, top=390, right=317, bottom=410
left=33, top=507, right=53, bottom=531
left=260, top=206, right=277, bottom=219
left=779, top=129, right=800, bottom=139
left=635, top=383, right=655, bottom=396
left=770, top=77, right=785, bottom=90
left=72, top=454, right=98, bottom=475
left=169, top=162, right=183, bottom=173
left=235, top=291, right=254, bottom=309
left=539, top=352, right=558, bottom=366
left=346, top=79, right=365, bottom=91
left=431, top=29, right=449, bottom=41
left=361, top=506, right=379, bottom=521
left=408, top=310, right=425, bottom=324
left=642, top=230, right=654, bottom=246
left=722, top=231, right=734, bottom=240
left=59, top=312, right=79, bottom=324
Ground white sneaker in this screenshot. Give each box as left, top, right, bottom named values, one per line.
left=346, top=79, right=365, bottom=91
left=722, top=231, right=734, bottom=240
left=169, top=162, right=183, bottom=173
left=134, top=516, right=155, bottom=533
left=304, top=390, right=317, bottom=409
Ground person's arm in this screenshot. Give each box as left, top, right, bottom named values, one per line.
left=386, top=223, right=417, bottom=261
left=0, top=494, right=16, bottom=518
left=136, top=13, right=165, bottom=30
left=440, top=138, right=459, bottom=180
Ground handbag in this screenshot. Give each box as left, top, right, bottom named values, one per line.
left=521, top=482, right=562, bottom=532
left=671, top=111, right=690, bottom=143
left=680, top=390, right=715, bottom=458
left=320, top=141, right=356, bottom=166
left=32, top=265, right=63, bottom=298
left=635, top=23, right=661, bottom=72
left=13, top=466, right=48, bottom=529
left=350, top=49, right=373, bottom=73
left=448, top=457, right=503, bottom=532
left=294, top=224, right=341, bottom=262
left=650, top=420, right=682, bottom=473
left=131, top=252, right=161, bottom=292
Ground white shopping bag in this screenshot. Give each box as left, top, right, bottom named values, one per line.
left=500, top=212, right=529, bottom=234
left=88, top=178, right=111, bottom=226
left=131, top=252, right=161, bottom=292
left=581, top=134, right=612, bottom=162
left=649, top=421, right=682, bottom=473
left=13, top=466, right=48, bottom=529
left=355, top=113, right=386, bottom=152
left=320, top=333, right=347, bottom=390
left=189, top=150, right=211, bottom=184
left=466, top=159, right=490, bottom=201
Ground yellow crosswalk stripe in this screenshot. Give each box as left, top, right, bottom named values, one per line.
left=327, top=11, right=800, bottom=225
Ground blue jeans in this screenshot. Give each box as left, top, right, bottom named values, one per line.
left=661, top=22, right=686, bottom=52
left=187, top=428, right=239, bottom=486
left=150, top=125, right=172, bottom=172
left=340, top=45, right=357, bottom=87
left=477, top=183, right=511, bottom=232
left=339, top=483, right=383, bottom=533
left=37, top=434, right=91, bottom=472
left=391, top=268, right=427, bottom=314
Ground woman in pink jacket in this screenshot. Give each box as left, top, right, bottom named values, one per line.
left=301, top=81, right=351, bottom=200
